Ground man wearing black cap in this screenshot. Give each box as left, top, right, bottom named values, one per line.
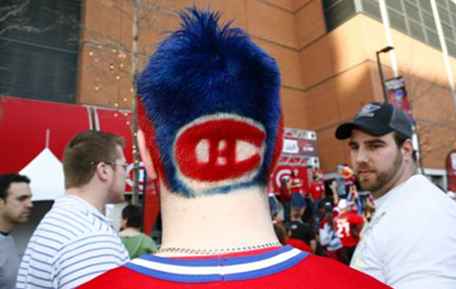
left=336, top=102, right=456, bottom=289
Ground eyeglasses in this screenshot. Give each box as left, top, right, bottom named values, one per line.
left=106, top=161, right=129, bottom=171
left=91, top=161, right=129, bottom=171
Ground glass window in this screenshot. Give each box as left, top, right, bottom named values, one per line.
left=419, top=0, right=431, bottom=11
left=0, top=0, right=81, bottom=103
left=447, top=40, right=456, bottom=57
left=388, top=8, right=407, bottom=33
left=442, top=23, right=455, bottom=41
left=405, top=1, right=420, bottom=21
left=438, top=5, right=450, bottom=25
left=386, top=0, right=403, bottom=12
left=450, top=1, right=456, bottom=15
left=362, top=0, right=382, bottom=20
left=323, top=0, right=344, bottom=9
left=436, top=0, right=448, bottom=9
left=323, top=0, right=357, bottom=31
left=422, top=12, right=436, bottom=30
left=426, top=29, right=441, bottom=49
left=408, top=19, right=426, bottom=42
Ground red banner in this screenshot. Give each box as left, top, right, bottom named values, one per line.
left=268, top=128, right=319, bottom=198
left=385, top=76, right=414, bottom=121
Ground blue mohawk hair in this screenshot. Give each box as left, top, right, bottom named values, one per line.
left=137, top=8, right=283, bottom=197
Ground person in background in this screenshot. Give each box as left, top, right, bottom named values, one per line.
left=347, top=184, right=363, bottom=214
left=286, top=221, right=316, bottom=254
left=0, top=174, right=32, bottom=289
left=336, top=101, right=456, bottom=288
left=288, top=169, right=308, bottom=218
left=318, top=201, right=343, bottom=261
left=309, top=169, right=325, bottom=205
left=17, top=131, right=129, bottom=289
left=120, top=204, right=158, bottom=258
left=334, top=199, right=364, bottom=264
left=334, top=165, right=348, bottom=199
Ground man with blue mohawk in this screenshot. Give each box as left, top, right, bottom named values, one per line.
left=78, top=8, right=391, bottom=289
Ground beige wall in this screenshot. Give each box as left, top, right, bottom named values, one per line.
left=77, top=0, right=456, bottom=172
left=299, top=14, right=456, bottom=171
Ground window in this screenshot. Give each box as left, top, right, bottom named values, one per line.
left=362, top=0, right=382, bottom=20
left=358, top=0, right=456, bottom=57
left=0, top=0, right=81, bottom=103
left=323, top=0, right=357, bottom=31
left=322, top=0, right=456, bottom=58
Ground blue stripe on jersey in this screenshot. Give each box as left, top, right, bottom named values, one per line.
left=139, top=244, right=292, bottom=267
left=124, top=246, right=308, bottom=283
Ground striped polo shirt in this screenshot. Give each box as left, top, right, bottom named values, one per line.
left=16, top=195, right=129, bottom=289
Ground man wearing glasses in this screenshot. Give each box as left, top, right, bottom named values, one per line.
left=16, top=130, right=129, bottom=289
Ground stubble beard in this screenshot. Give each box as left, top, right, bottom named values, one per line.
left=358, top=151, right=403, bottom=196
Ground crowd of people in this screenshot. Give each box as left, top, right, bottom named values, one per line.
left=269, top=164, right=372, bottom=265
left=1, top=7, right=456, bottom=289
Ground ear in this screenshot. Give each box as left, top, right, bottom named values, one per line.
left=401, top=139, right=414, bottom=161
left=137, top=129, right=157, bottom=180
left=95, top=162, right=111, bottom=182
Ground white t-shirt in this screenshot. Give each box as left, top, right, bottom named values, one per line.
left=350, top=175, right=456, bottom=289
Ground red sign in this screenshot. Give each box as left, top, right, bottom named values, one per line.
left=270, top=165, right=309, bottom=197
left=0, top=96, right=91, bottom=173
left=268, top=128, right=318, bottom=196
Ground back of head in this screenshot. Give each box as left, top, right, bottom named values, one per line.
left=0, top=174, right=30, bottom=201
left=122, top=204, right=143, bottom=228
left=288, top=221, right=313, bottom=243
left=137, top=8, right=283, bottom=198
left=63, top=130, right=124, bottom=189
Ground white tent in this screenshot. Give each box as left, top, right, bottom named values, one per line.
left=20, top=148, right=65, bottom=201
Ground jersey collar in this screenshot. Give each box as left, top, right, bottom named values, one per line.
left=124, top=245, right=308, bottom=283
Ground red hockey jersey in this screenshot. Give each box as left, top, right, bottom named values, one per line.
left=77, top=245, right=390, bottom=289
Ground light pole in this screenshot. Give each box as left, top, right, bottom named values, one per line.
left=376, top=46, right=394, bottom=102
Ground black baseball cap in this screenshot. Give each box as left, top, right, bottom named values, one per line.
left=335, top=102, right=413, bottom=140
left=287, top=221, right=315, bottom=242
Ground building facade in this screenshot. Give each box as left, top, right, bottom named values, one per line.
left=1, top=0, right=456, bottom=186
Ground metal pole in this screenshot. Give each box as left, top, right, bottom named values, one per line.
left=376, top=51, right=388, bottom=103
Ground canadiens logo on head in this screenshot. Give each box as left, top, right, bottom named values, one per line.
left=136, top=8, right=283, bottom=197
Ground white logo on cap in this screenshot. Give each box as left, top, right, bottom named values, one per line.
left=356, top=103, right=381, bottom=118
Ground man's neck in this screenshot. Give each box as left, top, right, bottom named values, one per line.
left=374, top=165, right=416, bottom=200
left=0, top=219, right=13, bottom=235
left=159, top=186, right=279, bottom=254
left=66, top=185, right=106, bottom=213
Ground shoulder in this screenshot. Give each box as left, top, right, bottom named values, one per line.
left=77, top=266, right=150, bottom=289
left=300, top=255, right=391, bottom=288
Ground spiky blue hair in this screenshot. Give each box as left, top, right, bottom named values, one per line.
left=137, top=8, right=282, bottom=197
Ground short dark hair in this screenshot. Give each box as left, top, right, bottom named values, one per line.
left=0, top=174, right=30, bottom=201
left=121, top=204, right=143, bottom=228
left=63, top=130, right=124, bottom=189
left=393, top=132, right=417, bottom=162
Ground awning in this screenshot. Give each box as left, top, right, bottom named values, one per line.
left=19, top=148, right=65, bottom=201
